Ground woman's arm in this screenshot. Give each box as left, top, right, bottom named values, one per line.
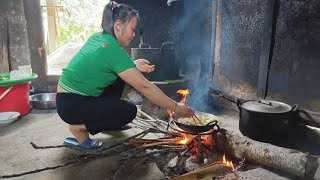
left=118, top=68, right=194, bottom=117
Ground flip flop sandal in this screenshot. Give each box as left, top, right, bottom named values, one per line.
left=63, top=137, right=102, bottom=151
left=119, top=124, right=132, bottom=131
left=78, top=138, right=103, bottom=149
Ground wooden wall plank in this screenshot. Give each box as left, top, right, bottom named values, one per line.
left=257, top=0, right=280, bottom=98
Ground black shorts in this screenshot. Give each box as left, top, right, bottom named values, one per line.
left=56, top=78, right=137, bottom=135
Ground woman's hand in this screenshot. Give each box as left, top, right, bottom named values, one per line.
left=134, top=59, right=155, bottom=73
left=174, top=102, right=195, bottom=117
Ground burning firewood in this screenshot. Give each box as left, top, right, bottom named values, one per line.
left=129, top=138, right=181, bottom=148
left=172, top=162, right=233, bottom=180
left=215, top=129, right=319, bottom=179
left=129, top=133, right=194, bottom=148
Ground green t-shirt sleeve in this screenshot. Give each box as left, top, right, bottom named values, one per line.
left=107, top=47, right=136, bottom=74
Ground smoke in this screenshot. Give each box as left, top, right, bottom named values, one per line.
left=173, top=0, right=216, bottom=113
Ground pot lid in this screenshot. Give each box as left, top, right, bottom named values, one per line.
left=241, top=99, right=292, bottom=113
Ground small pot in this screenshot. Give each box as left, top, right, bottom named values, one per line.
left=237, top=99, right=299, bottom=141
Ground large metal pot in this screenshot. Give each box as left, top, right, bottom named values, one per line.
left=237, top=99, right=299, bottom=141
left=131, top=42, right=180, bottom=81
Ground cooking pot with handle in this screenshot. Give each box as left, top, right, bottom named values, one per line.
left=131, top=42, right=179, bottom=81
left=237, top=99, right=299, bottom=141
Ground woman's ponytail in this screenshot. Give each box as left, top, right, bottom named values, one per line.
left=101, top=1, right=139, bottom=37
left=101, top=1, right=115, bottom=35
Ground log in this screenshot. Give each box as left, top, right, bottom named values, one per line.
left=172, top=162, right=232, bottom=180
left=215, top=129, right=319, bottom=179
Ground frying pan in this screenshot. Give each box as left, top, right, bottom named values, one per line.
left=173, top=119, right=220, bottom=134
left=172, top=112, right=220, bottom=134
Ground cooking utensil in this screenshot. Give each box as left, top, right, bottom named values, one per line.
left=174, top=119, right=219, bottom=134
left=237, top=98, right=299, bottom=141
left=131, top=42, right=179, bottom=81
left=172, top=112, right=220, bottom=134
left=0, top=111, right=20, bottom=126
left=29, top=93, right=56, bottom=109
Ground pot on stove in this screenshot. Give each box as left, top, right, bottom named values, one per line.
left=237, top=99, right=299, bottom=142
left=131, top=42, right=180, bottom=81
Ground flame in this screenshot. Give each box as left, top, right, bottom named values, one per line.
left=222, top=154, right=234, bottom=171
left=166, top=89, right=190, bottom=118
left=176, top=89, right=190, bottom=104
left=176, top=133, right=193, bottom=145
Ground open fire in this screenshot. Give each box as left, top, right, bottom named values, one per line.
left=223, top=154, right=235, bottom=171
left=168, top=89, right=234, bottom=166
left=129, top=89, right=236, bottom=179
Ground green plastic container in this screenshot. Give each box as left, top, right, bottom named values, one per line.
left=0, top=73, right=38, bottom=87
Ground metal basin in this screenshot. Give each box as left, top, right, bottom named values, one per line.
left=29, top=93, right=56, bottom=109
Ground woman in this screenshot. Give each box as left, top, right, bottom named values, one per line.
left=56, top=1, right=194, bottom=150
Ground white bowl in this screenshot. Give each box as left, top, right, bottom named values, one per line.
left=0, top=112, right=20, bottom=126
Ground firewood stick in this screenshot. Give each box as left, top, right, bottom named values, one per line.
left=138, top=109, right=157, bottom=121
left=129, top=138, right=178, bottom=144
left=215, top=129, right=319, bottom=179
left=98, top=129, right=150, bottom=152
left=149, top=127, right=181, bottom=137
left=135, top=117, right=167, bottom=130
left=136, top=110, right=168, bottom=130
left=172, top=162, right=232, bottom=180
left=179, top=143, right=194, bottom=157
left=141, top=141, right=178, bottom=148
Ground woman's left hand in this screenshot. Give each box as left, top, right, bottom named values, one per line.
left=134, top=59, right=155, bottom=73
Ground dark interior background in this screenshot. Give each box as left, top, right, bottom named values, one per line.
left=120, top=0, right=320, bottom=112
left=0, top=0, right=319, bottom=112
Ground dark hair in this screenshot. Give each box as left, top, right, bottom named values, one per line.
left=101, top=1, right=139, bottom=36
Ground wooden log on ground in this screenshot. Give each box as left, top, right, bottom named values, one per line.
left=215, top=129, right=319, bottom=179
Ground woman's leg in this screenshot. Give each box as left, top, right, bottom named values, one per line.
left=68, top=124, right=89, bottom=143
left=57, top=93, right=91, bottom=143
left=82, top=98, right=137, bottom=134
left=56, top=82, right=137, bottom=137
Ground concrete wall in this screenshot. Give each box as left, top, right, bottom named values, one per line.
left=118, top=0, right=180, bottom=49
left=209, top=0, right=320, bottom=111
left=268, top=0, right=320, bottom=111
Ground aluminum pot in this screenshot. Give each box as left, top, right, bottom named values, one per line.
left=237, top=99, right=299, bottom=141
left=131, top=42, right=180, bottom=81
left=29, top=93, right=57, bottom=109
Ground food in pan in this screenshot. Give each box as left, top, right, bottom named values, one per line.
left=177, top=115, right=213, bottom=126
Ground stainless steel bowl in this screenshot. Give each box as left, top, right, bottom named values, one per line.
left=29, top=93, right=57, bottom=109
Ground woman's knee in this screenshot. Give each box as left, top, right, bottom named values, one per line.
left=127, top=102, right=137, bottom=120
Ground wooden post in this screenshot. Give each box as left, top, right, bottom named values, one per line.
left=6, top=0, right=31, bottom=70
left=208, top=0, right=218, bottom=81
left=257, top=0, right=280, bottom=98
left=24, top=0, right=48, bottom=92
left=46, top=0, right=57, bottom=54
left=1, top=18, right=9, bottom=73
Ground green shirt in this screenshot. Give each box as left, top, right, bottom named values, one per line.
left=59, top=32, right=136, bottom=97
